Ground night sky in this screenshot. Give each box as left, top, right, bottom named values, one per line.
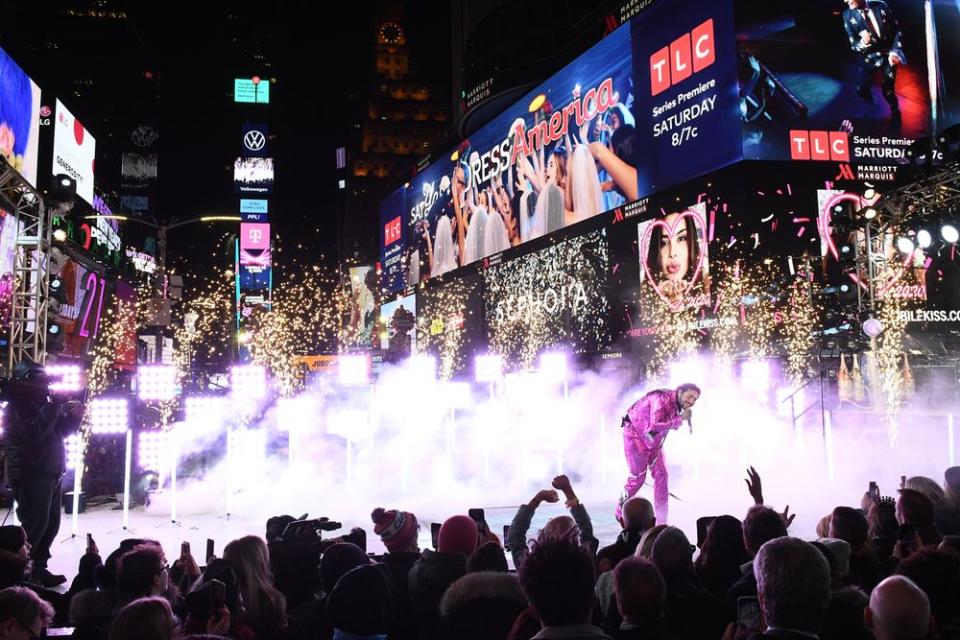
left=0, top=0, right=451, bottom=276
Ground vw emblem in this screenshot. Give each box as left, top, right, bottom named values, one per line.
left=244, top=130, right=266, bottom=152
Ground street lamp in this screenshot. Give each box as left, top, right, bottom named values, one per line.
left=84, top=213, right=241, bottom=283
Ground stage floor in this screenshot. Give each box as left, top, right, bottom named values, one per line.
left=23, top=400, right=960, bottom=584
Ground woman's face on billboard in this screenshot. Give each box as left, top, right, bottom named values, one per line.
left=659, top=212, right=689, bottom=282
left=546, top=155, right=559, bottom=184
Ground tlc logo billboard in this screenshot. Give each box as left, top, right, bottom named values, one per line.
left=384, top=216, right=402, bottom=246
left=790, top=130, right=850, bottom=162
left=650, top=18, right=716, bottom=96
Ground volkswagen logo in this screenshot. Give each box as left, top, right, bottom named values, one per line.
left=243, top=130, right=266, bottom=152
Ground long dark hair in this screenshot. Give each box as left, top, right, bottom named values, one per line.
left=646, top=213, right=701, bottom=283
left=695, top=515, right=751, bottom=597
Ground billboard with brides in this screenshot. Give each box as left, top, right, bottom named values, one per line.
left=381, top=22, right=636, bottom=293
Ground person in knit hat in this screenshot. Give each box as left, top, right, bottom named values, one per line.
left=372, top=507, right=419, bottom=554
left=371, top=507, right=421, bottom=640
left=437, top=516, right=478, bottom=556
left=409, top=515, right=478, bottom=640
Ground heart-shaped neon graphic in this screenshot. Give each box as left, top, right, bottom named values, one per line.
left=640, top=209, right=707, bottom=311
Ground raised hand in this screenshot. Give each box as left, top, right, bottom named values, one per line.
left=552, top=474, right=573, bottom=495
left=530, top=489, right=560, bottom=508
left=745, top=466, right=764, bottom=505
left=781, top=505, right=796, bottom=529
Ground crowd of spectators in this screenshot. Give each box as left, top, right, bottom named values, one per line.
left=2, top=466, right=960, bottom=640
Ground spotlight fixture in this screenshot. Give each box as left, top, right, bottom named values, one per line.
left=942, top=224, right=959, bottom=244
left=862, top=207, right=877, bottom=221
left=50, top=174, right=77, bottom=211
left=917, top=230, right=932, bottom=249
left=88, top=398, right=130, bottom=434
left=137, top=365, right=178, bottom=401
left=897, top=237, right=915, bottom=254
left=47, top=322, right=65, bottom=352
left=863, top=318, right=883, bottom=337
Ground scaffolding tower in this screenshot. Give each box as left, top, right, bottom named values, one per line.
left=0, top=155, right=51, bottom=374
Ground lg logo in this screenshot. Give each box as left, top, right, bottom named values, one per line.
left=790, top=130, right=850, bottom=162
left=650, top=18, right=716, bottom=96
left=243, top=130, right=266, bottom=152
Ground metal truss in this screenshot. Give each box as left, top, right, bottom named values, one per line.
left=0, top=156, right=50, bottom=373
left=873, top=160, right=960, bottom=230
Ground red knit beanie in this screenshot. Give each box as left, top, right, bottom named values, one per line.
left=371, top=507, right=419, bottom=553
left=438, top=515, right=479, bottom=555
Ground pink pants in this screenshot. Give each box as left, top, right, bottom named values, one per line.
left=620, top=438, right=669, bottom=524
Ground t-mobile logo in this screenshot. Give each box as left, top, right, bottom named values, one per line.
left=650, top=18, right=716, bottom=96
left=248, top=228, right=263, bottom=243
left=790, top=130, right=850, bottom=162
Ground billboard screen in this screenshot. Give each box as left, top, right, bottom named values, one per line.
left=0, top=47, right=41, bottom=187
left=234, top=78, right=270, bottom=104
left=380, top=187, right=407, bottom=293
left=240, top=198, right=268, bottom=215
left=240, top=222, right=270, bottom=251
left=735, top=0, right=960, bottom=172
left=241, top=123, right=268, bottom=157
left=234, top=157, right=273, bottom=194
left=631, top=0, right=741, bottom=196
left=481, top=228, right=612, bottom=368
left=120, top=152, right=157, bottom=181
left=380, top=293, right=416, bottom=361
left=240, top=264, right=271, bottom=290
left=52, top=99, right=96, bottom=205
left=380, top=22, right=636, bottom=293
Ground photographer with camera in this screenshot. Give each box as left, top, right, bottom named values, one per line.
left=2, top=362, right=85, bottom=587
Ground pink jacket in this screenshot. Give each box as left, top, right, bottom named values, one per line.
left=623, top=389, right=682, bottom=451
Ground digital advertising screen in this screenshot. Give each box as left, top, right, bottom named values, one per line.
left=120, top=152, right=158, bottom=182
left=240, top=198, right=268, bottom=215
left=631, top=0, right=742, bottom=196
left=234, top=157, right=274, bottom=194
left=240, top=264, right=271, bottom=290
left=0, top=46, right=42, bottom=187
left=48, top=251, right=108, bottom=357
left=481, top=228, right=612, bottom=368
left=381, top=22, right=636, bottom=293
left=241, top=123, right=268, bottom=157
left=52, top=99, right=96, bottom=205
left=346, top=265, right=378, bottom=349
left=234, top=78, right=270, bottom=104
left=416, top=271, right=486, bottom=379
left=380, top=293, right=416, bottom=362
left=239, top=223, right=271, bottom=267
left=735, top=0, right=960, bottom=175
left=380, top=187, right=407, bottom=293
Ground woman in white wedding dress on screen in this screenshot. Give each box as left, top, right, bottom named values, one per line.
left=431, top=215, right=458, bottom=277
left=462, top=181, right=489, bottom=264
left=484, top=182, right=513, bottom=255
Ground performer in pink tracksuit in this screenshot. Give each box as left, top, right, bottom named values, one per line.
left=616, top=383, right=700, bottom=524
